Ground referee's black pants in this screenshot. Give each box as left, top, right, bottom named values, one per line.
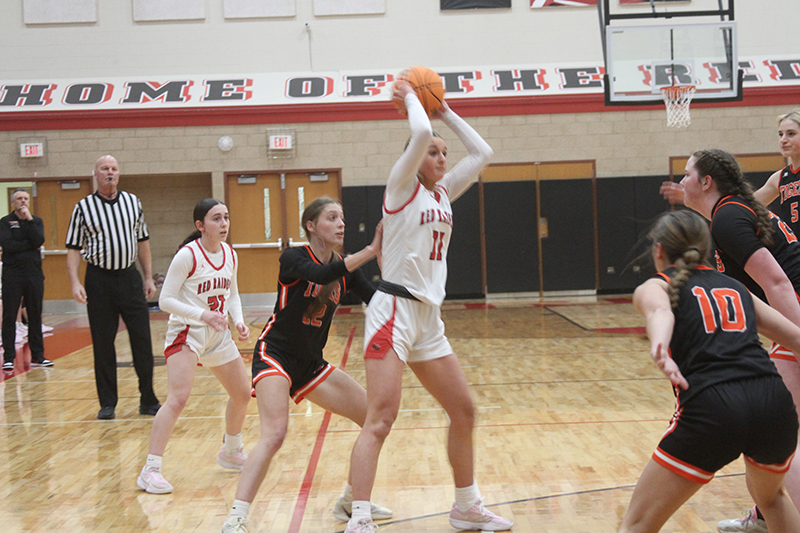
left=2, top=273, right=44, bottom=362
left=85, top=264, right=159, bottom=409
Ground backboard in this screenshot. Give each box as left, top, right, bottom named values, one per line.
left=598, top=0, right=742, bottom=105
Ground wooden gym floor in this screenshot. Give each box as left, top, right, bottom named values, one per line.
left=0, top=296, right=756, bottom=532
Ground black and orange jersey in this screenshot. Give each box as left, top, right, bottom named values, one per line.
left=657, top=266, right=779, bottom=407
left=778, top=165, right=800, bottom=235
left=710, top=195, right=800, bottom=301
left=257, top=245, right=375, bottom=360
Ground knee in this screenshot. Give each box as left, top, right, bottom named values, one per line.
left=260, top=424, right=288, bottom=452
left=166, top=390, right=191, bottom=412
left=365, top=408, right=398, bottom=442
left=448, top=397, right=476, bottom=429
left=231, top=388, right=252, bottom=408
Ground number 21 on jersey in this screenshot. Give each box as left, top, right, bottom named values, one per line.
left=691, top=286, right=746, bottom=333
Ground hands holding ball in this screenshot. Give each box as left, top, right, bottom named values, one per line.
left=392, top=66, right=446, bottom=118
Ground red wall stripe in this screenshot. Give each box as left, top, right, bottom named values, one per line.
left=0, top=86, right=796, bottom=132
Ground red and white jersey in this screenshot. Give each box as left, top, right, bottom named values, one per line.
left=382, top=182, right=453, bottom=306
left=381, top=93, right=492, bottom=307
left=158, top=239, right=244, bottom=328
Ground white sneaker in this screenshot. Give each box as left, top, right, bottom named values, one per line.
left=217, top=444, right=248, bottom=471
left=221, top=516, right=248, bottom=533
left=344, top=518, right=379, bottom=533
left=449, top=499, right=513, bottom=531
left=15, top=322, right=28, bottom=340
left=41, top=324, right=54, bottom=333
left=137, top=466, right=174, bottom=494
left=718, top=507, right=768, bottom=533
left=333, top=495, right=393, bottom=522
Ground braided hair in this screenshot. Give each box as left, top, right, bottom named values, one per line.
left=691, top=149, right=774, bottom=247
left=649, top=210, right=712, bottom=309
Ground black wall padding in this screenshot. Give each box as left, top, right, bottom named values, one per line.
left=539, top=179, right=595, bottom=291
left=446, top=184, right=483, bottom=299
left=484, top=180, right=540, bottom=294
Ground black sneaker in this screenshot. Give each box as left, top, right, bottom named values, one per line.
left=2, top=361, right=13, bottom=371
left=139, top=403, right=161, bottom=416
left=31, top=359, right=54, bottom=367
left=97, top=406, right=116, bottom=420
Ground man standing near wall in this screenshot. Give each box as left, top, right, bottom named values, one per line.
left=0, top=188, right=51, bottom=371
left=66, top=155, right=161, bottom=420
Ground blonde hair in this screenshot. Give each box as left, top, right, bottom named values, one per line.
left=778, top=110, right=800, bottom=129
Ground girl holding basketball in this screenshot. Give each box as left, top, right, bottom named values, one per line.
left=621, top=209, right=800, bottom=533
left=137, top=198, right=251, bottom=495
left=221, top=197, right=390, bottom=533
left=343, top=78, right=512, bottom=533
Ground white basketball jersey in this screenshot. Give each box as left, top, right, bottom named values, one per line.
left=382, top=181, right=452, bottom=306
left=168, top=240, right=236, bottom=327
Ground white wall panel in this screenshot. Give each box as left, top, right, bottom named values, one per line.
left=132, top=0, right=205, bottom=22
left=23, top=0, right=97, bottom=24
left=313, top=0, right=385, bottom=16
left=1, top=0, right=797, bottom=78
left=224, top=0, right=295, bottom=18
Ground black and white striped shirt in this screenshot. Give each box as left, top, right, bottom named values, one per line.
left=65, top=191, right=149, bottom=271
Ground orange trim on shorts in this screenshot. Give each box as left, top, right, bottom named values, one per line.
left=653, top=446, right=715, bottom=484
left=745, top=451, right=795, bottom=474
left=164, top=325, right=190, bottom=359
left=365, top=297, right=397, bottom=359
left=291, top=364, right=335, bottom=404
left=769, top=342, right=798, bottom=362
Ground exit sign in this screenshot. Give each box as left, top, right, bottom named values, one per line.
left=20, top=142, right=44, bottom=158
left=269, top=134, right=293, bottom=150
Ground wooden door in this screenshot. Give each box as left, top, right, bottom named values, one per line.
left=284, top=172, right=341, bottom=248
left=481, top=162, right=597, bottom=295
left=34, top=179, right=92, bottom=300
left=226, top=174, right=284, bottom=295
left=226, top=171, right=340, bottom=295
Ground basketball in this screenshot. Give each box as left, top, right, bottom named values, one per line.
left=393, top=66, right=445, bottom=117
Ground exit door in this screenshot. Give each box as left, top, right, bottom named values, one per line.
left=225, top=171, right=340, bottom=295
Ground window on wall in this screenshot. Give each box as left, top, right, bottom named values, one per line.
left=441, top=0, right=511, bottom=9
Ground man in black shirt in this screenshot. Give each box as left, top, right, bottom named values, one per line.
left=0, top=188, right=51, bottom=370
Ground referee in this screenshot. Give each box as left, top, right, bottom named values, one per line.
left=66, top=155, right=161, bottom=420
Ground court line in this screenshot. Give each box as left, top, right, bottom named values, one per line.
left=287, top=325, right=357, bottom=533
left=330, top=472, right=745, bottom=533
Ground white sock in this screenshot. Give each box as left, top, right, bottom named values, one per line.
left=342, top=483, right=354, bottom=502
left=230, top=499, right=250, bottom=519
left=145, top=454, right=162, bottom=471
left=455, top=481, right=481, bottom=511
left=351, top=500, right=371, bottom=521
left=224, top=432, right=243, bottom=453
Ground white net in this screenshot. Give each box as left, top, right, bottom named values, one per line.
left=661, top=85, right=696, bottom=128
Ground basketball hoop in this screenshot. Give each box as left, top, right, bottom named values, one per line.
left=660, top=85, right=696, bottom=128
